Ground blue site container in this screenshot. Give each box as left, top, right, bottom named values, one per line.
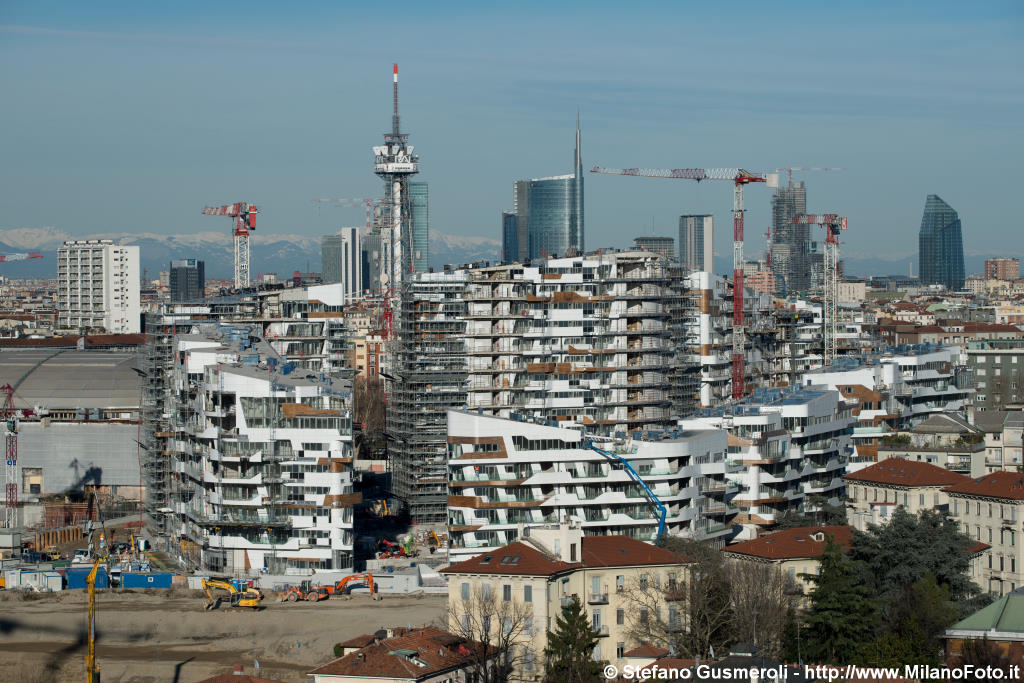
left=120, top=572, right=173, bottom=589
left=64, top=567, right=109, bottom=590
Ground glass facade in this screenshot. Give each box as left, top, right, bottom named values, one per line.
left=409, top=181, right=429, bottom=274
left=501, top=211, right=518, bottom=264
left=169, top=259, right=205, bottom=302
left=919, top=194, right=965, bottom=291
left=321, top=235, right=342, bottom=284
left=679, top=215, right=713, bottom=271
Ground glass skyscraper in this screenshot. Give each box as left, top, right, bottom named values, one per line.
left=409, top=181, right=429, bottom=274
left=919, top=194, right=965, bottom=291
left=679, top=215, right=714, bottom=271
left=502, top=116, right=584, bottom=262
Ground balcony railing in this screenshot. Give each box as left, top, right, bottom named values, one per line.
left=588, top=592, right=609, bottom=605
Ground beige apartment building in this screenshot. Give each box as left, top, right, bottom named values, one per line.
left=723, top=526, right=853, bottom=598
left=844, top=458, right=969, bottom=531
left=440, top=522, right=689, bottom=679
left=945, top=471, right=1024, bottom=595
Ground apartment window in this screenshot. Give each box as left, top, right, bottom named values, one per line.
left=482, top=584, right=491, bottom=601
left=503, top=584, right=512, bottom=602
left=616, top=575, right=624, bottom=592
left=990, top=504, right=994, bottom=518
left=617, top=643, right=626, bottom=659
left=1013, top=559, right=1017, bottom=573
left=524, top=585, right=532, bottom=603
left=570, top=543, right=577, bottom=562
left=1001, top=557, right=1005, bottom=571
left=919, top=493, right=925, bottom=506
left=524, top=648, right=535, bottom=672
left=502, top=617, right=513, bottom=637
left=989, top=528, right=993, bottom=543
left=524, top=616, right=533, bottom=636
left=989, top=555, right=993, bottom=569
left=461, top=615, right=470, bottom=632
left=616, top=608, right=625, bottom=625
left=482, top=615, right=491, bottom=634
left=593, top=644, right=602, bottom=662
left=592, top=610, right=601, bottom=629
left=639, top=574, right=649, bottom=590
left=639, top=608, right=649, bottom=626
left=978, top=502, right=982, bottom=516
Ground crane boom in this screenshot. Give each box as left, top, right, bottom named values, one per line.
left=584, top=441, right=666, bottom=538
left=202, top=203, right=258, bottom=289
left=0, top=252, right=43, bottom=264
left=590, top=166, right=777, bottom=398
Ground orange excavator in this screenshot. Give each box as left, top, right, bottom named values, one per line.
left=323, top=573, right=375, bottom=597
left=279, top=579, right=330, bottom=603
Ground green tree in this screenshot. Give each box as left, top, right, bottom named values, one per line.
left=543, top=596, right=604, bottom=683
left=802, top=539, right=878, bottom=664
left=848, top=508, right=985, bottom=612
left=864, top=573, right=958, bottom=666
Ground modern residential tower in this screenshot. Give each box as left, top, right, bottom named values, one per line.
left=321, top=228, right=363, bottom=301
left=678, top=215, right=714, bottom=271
left=57, top=239, right=140, bottom=333
left=919, top=194, right=965, bottom=291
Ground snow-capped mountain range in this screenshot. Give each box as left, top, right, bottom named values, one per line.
left=0, top=227, right=502, bottom=280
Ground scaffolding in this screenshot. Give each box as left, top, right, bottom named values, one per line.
left=385, top=274, right=468, bottom=524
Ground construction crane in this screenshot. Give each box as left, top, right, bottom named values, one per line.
left=86, top=558, right=102, bottom=683
left=0, top=252, right=43, bottom=264
left=201, top=202, right=258, bottom=289
left=584, top=441, right=666, bottom=537
left=2, top=384, right=17, bottom=529
left=312, top=197, right=389, bottom=232
left=773, top=166, right=845, bottom=188
left=791, top=214, right=847, bottom=366
left=591, top=166, right=778, bottom=398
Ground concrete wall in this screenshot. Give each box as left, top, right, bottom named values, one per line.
left=16, top=422, right=142, bottom=500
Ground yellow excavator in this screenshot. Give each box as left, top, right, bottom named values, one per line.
left=201, top=578, right=262, bottom=610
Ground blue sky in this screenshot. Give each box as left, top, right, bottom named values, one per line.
left=1, top=1, right=1022, bottom=267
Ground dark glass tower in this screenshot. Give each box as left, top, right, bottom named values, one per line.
left=919, top=194, right=965, bottom=291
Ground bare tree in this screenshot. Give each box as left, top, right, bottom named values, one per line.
left=447, top=585, right=537, bottom=683
left=353, top=375, right=386, bottom=457
left=726, top=561, right=798, bottom=659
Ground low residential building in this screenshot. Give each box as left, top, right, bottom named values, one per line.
left=945, top=472, right=1024, bottom=595
left=843, top=458, right=969, bottom=531
left=723, top=525, right=853, bottom=597
left=876, top=413, right=986, bottom=477
left=446, top=410, right=735, bottom=558
left=682, top=386, right=855, bottom=539
left=972, top=410, right=1024, bottom=473
left=441, top=522, right=690, bottom=679
left=308, top=627, right=496, bottom=683
left=944, top=588, right=1024, bottom=667
left=967, top=339, right=1024, bottom=410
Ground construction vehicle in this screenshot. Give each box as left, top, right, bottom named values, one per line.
left=202, top=578, right=262, bottom=610
left=279, top=579, right=329, bottom=603
left=323, top=573, right=375, bottom=597
left=86, top=558, right=102, bottom=682
left=584, top=441, right=667, bottom=538
left=42, top=547, right=61, bottom=562
left=376, top=538, right=407, bottom=559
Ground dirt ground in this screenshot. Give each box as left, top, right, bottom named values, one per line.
left=0, top=588, right=448, bottom=683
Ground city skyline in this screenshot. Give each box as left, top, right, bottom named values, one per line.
left=1, top=2, right=1021, bottom=271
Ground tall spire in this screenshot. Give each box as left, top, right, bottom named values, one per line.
left=392, top=63, right=400, bottom=138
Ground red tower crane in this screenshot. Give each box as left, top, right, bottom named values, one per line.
left=201, top=203, right=258, bottom=289
left=791, top=214, right=847, bottom=366
left=591, top=166, right=779, bottom=398
left=2, top=384, right=17, bottom=529
left=0, top=252, right=43, bottom=264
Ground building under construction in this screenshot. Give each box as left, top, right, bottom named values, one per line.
left=385, top=270, right=469, bottom=524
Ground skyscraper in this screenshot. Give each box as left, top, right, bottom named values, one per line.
left=57, top=239, right=140, bottom=333
left=919, top=194, right=965, bottom=291
left=503, top=115, right=584, bottom=261
left=501, top=211, right=518, bottom=264
left=771, top=181, right=809, bottom=291
left=321, top=228, right=363, bottom=299
left=409, top=181, right=429, bottom=274
left=679, top=215, right=714, bottom=271
left=169, top=259, right=205, bottom=302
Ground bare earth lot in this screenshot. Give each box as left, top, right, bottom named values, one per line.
left=0, top=589, right=447, bottom=683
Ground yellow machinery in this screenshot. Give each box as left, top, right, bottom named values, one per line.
left=201, top=578, right=262, bottom=610
left=86, top=558, right=101, bottom=683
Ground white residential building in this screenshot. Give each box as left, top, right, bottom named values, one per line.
left=682, top=386, right=855, bottom=540
left=170, top=324, right=356, bottom=574
left=446, top=410, right=736, bottom=559
left=57, top=239, right=140, bottom=333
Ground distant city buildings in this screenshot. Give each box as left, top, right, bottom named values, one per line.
left=919, top=194, right=965, bottom=291
left=169, top=258, right=205, bottom=302
left=57, top=239, right=140, bottom=333
left=967, top=338, right=1024, bottom=410
left=633, top=236, right=675, bottom=259
left=502, top=117, right=584, bottom=262
left=678, top=214, right=714, bottom=271
left=410, top=181, right=430, bottom=274
left=986, top=257, right=1020, bottom=282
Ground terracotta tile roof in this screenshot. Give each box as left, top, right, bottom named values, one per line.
left=944, top=471, right=1024, bottom=500
left=196, top=671, right=279, bottom=683
left=442, top=536, right=688, bottom=576
left=968, top=541, right=991, bottom=556
left=337, top=633, right=377, bottom=648
left=844, top=458, right=970, bottom=487
left=723, top=526, right=853, bottom=560
left=308, top=627, right=492, bottom=680
left=624, top=644, right=670, bottom=658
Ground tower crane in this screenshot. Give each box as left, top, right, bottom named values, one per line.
left=791, top=214, right=847, bottom=366
left=201, top=202, right=258, bottom=289
left=2, top=384, right=17, bottom=529
left=0, top=252, right=43, bottom=264
left=312, top=198, right=389, bottom=232
left=773, top=167, right=845, bottom=189
left=591, top=166, right=779, bottom=398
